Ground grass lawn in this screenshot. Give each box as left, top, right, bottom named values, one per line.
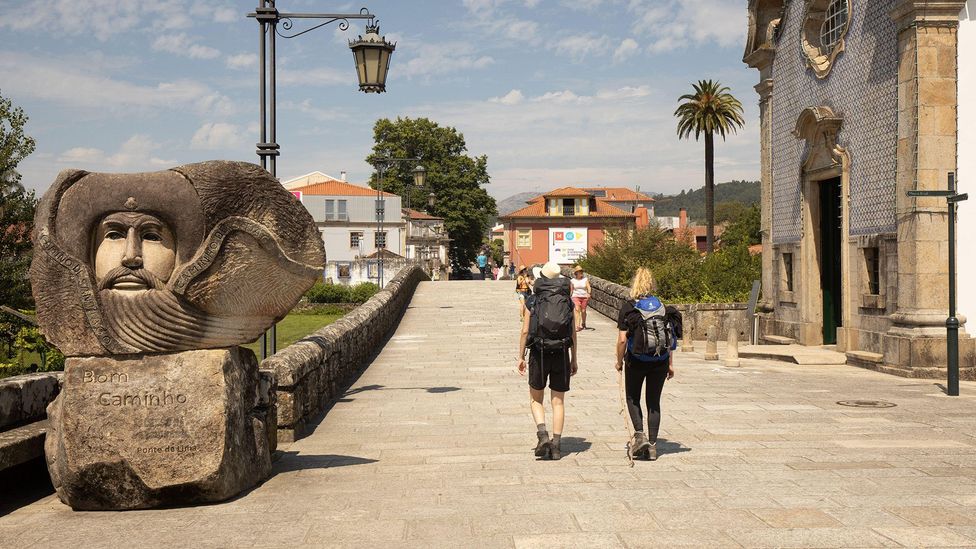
left=244, top=313, right=343, bottom=356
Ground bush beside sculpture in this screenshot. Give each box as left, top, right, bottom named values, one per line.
left=305, top=282, right=379, bottom=304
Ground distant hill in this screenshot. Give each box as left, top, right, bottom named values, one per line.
left=496, top=191, right=541, bottom=216
left=654, top=180, right=760, bottom=222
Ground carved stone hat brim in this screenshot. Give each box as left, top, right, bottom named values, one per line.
left=53, top=169, right=207, bottom=267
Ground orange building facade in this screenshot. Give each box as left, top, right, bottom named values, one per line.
left=500, top=187, right=641, bottom=266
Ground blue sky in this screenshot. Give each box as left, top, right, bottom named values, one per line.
left=2, top=0, right=759, bottom=200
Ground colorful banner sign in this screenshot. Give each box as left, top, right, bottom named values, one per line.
left=548, top=228, right=588, bottom=264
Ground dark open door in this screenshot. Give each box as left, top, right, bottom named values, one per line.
left=819, top=178, right=843, bottom=344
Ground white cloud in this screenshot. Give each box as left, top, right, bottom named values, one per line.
left=151, top=33, right=221, bottom=60
left=490, top=89, right=525, bottom=105
left=399, top=42, right=495, bottom=78
left=280, top=100, right=347, bottom=122
left=278, top=67, right=352, bottom=87
left=0, top=52, right=236, bottom=116
left=552, top=33, right=613, bottom=62
left=461, top=0, right=541, bottom=44
left=613, top=38, right=640, bottom=63
left=226, top=53, right=258, bottom=70
left=190, top=122, right=245, bottom=150
left=397, top=84, right=759, bottom=199
left=628, top=0, right=747, bottom=53
left=57, top=135, right=174, bottom=170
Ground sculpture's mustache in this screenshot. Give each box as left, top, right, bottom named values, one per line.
left=98, top=266, right=164, bottom=290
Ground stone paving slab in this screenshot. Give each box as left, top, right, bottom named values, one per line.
left=4, top=280, right=976, bottom=547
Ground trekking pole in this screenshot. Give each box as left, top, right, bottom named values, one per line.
left=618, top=367, right=635, bottom=468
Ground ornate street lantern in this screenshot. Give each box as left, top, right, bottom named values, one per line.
left=349, top=21, right=396, bottom=93
left=413, top=164, right=426, bottom=187
left=428, top=192, right=436, bottom=208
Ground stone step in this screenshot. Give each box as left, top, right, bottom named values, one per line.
left=740, top=344, right=849, bottom=365
left=847, top=350, right=884, bottom=364
left=760, top=334, right=796, bottom=345
left=0, top=420, right=47, bottom=471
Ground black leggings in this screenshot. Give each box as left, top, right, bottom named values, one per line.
left=624, top=359, right=669, bottom=440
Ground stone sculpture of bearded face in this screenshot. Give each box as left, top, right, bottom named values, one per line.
left=94, top=212, right=176, bottom=293
left=30, top=160, right=326, bottom=356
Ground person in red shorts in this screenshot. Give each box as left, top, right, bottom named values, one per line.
left=570, top=265, right=592, bottom=331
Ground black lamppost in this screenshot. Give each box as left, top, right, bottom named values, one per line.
left=247, top=2, right=395, bottom=359
left=907, top=172, right=969, bottom=395
left=371, top=156, right=426, bottom=287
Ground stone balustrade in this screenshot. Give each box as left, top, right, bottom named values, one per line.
left=564, top=267, right=751, bottom=341
left=0, top=372, right=62, bottom=472
left=262, top=265, right=429, bottom=442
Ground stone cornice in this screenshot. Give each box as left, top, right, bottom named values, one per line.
left=892, top=0, right=966, bottom=29
left=743, top=46, right=776, bottom=70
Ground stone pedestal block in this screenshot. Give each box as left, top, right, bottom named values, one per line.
left=45, top=347, right=274, bottom=510
left=880, top=330, right=976, bottom=380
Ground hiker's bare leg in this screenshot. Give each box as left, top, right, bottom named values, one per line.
left=581, top=307, right=587, bottom=328
left=530, top=387, right=546, bottom=426
left=574, top=306, right=582, bottom=330
left=551, top=391, right=565, bottom=435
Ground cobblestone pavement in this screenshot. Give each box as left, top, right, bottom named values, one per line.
left=4, top=280, right=976, bottom=548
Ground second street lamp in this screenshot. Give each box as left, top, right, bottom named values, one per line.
left=248, top=1, right=394, bottom=359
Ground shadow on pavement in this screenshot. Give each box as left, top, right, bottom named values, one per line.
left=656, top=438, right=691, bottom=456
left=0, top=458, right=54, bottom=517
left=338, top=384, right=461, bottom=402
left=558, top=436, right=592, bottom=456
left=273, top=452, right=378, bottom=473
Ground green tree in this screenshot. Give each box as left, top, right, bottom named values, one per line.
left=367, top=117, right=496, bottom=267
left=0, top=93, right=37, bottom=310
left=0, top=189, right=38, bottom=309
left=675, top=80, right=745, bottom=254
left=720, top=204, right=761, bottom=248
left=0, top=91, right=36, bottom=196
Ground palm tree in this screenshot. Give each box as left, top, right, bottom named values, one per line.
left=675, top=80, right=745, bottom=254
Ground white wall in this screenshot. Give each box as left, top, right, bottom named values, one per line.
left=320, top=226, right=403, bottom=262
left=959, top=0, right=975, bottom=325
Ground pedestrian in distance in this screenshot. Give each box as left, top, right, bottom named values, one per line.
left=476, top=251, right=488, bottom=280
left=615, top=267, right=675, bottom=462
left=517, top=261, right=577, bottom=460
left=514, top=265, right=531, bottom=321
left=570, top=265, right=592, bottom=332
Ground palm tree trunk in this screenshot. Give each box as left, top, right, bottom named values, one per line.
left=704, top=130, right=715, bottom=254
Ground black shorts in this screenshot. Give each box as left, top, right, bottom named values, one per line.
left=528, top=349, right=571, bottom=392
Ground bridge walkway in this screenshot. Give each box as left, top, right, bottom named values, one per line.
left=4, top=280, right=976, bottom=547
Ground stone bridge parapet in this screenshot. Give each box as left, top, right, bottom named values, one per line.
left=563, top=267, right=751, bottom=341
left=263, top=265, right=429, bottom=442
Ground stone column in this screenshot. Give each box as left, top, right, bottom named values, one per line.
left=744, top=43, right=777, bottom=322
left=886, top=0, right=975, bottom=377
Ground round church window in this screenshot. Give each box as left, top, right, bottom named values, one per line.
left=801, top=0, right=852, bottom=78
left=819, top=0, right=850, bottom=49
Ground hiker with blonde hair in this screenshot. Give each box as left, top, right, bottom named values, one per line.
left=615, top=267, right=675, bottom=461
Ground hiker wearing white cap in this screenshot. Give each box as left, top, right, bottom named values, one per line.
left=517, top=261, right=577, bottom=460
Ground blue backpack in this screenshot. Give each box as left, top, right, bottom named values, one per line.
left=625, top=296, right=673, bottom=361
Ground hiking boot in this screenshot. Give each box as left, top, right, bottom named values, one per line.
left=534, top=433, right=551, bottom=457
left=550, top=439, right=562, bottom=461
left=629, top=432, right=650, bottom=460
left=647, top=441, right=658, bottom=461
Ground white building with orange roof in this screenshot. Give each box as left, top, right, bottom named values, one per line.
left=282, top=173, right=404, bottom=285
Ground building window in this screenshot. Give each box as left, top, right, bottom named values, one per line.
left=562, top=198, right=576, bottom=216
left=801, top=0, right=850, bottom=78
left=325, top=200, right=335, bottom=220
left=337, top=263, right=351, bottom=279
left=517, top=229, right=531, bottom=248
left=783, top=252, right=794, bottom=292
left=820, top=0, right=849, bottom=49
left=337, top=200, right=348, bottom=221
left=864, top=247, right=880, bottom=295
left=350, top=231, right=362, bottom=248
left=375, top=231, right=387, bottom=249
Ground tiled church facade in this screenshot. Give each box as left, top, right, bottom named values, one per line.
left=744, top=0, right=975, bottom=377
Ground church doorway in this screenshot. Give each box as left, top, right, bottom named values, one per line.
left=818, top=177, right=843, bottom=344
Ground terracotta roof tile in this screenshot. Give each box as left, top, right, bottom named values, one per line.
left=500, top=197, right=636, bottom=219
left=543, top=186, right=591, bottom=197
left=403, top=208, right=443, bottom=220
left=582, top=187, right=655, bottom=202
left=291, top=180, right=397, bottom=198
